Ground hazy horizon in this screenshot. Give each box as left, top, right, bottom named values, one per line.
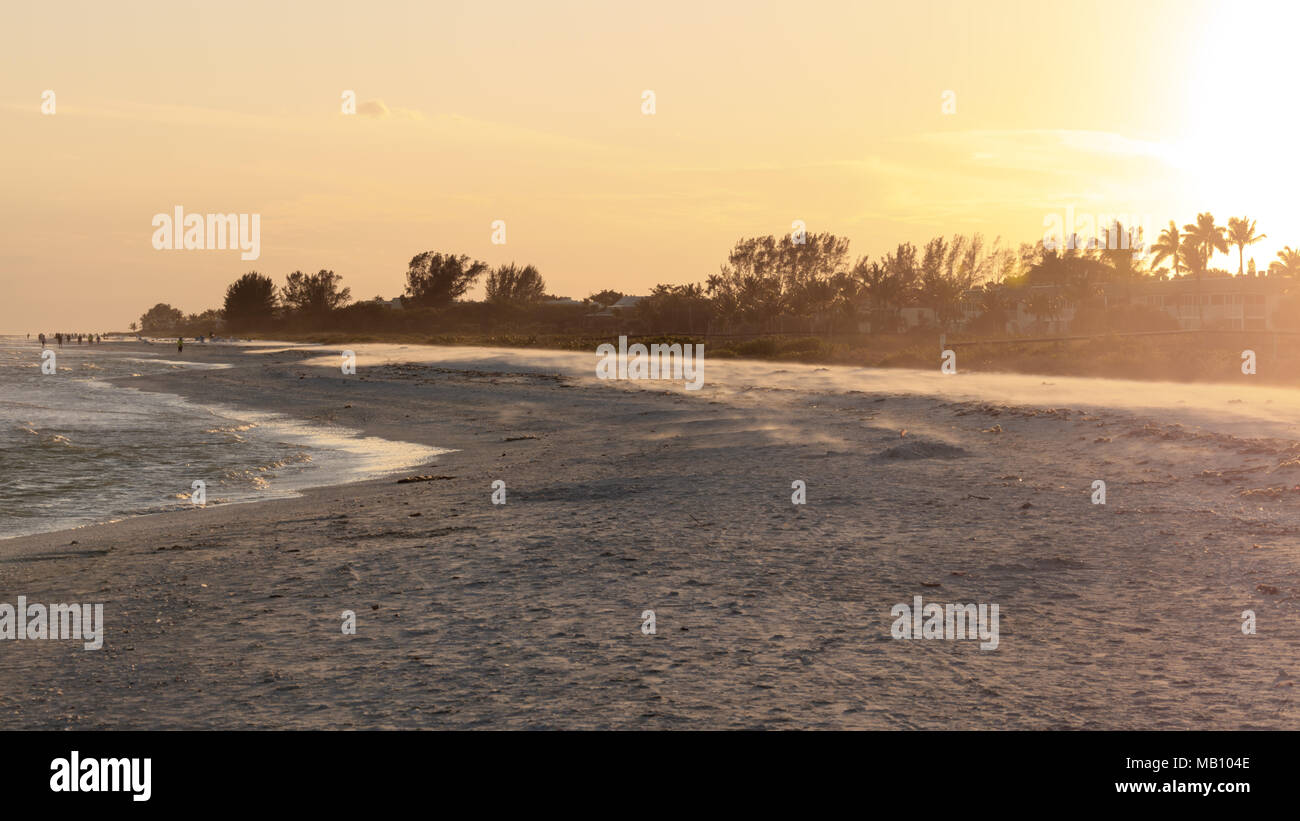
left=4, top=0, right=1298, bottom=331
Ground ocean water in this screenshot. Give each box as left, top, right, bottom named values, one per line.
left=0, top=336, right=449, bottom=540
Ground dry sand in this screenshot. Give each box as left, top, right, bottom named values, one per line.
left=1, top=341, right=1297, bottom=729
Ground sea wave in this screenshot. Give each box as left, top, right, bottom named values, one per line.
left=0, top=339, right=451, bottom=540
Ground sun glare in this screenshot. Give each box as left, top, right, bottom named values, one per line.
left=1171, top=2, right=1300, bottom=269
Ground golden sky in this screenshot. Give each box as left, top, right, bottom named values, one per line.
left=2, top=0, right=1297, bottom=331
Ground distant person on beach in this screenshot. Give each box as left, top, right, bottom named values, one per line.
left=55, top=333, right=62, bottom=346
left=177, top=337, right=184, bottom=353
left=38, top=333, right=45, bottom=347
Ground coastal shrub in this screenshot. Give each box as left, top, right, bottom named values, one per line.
left=729, top=338, right=779, bottom=357
left=778, top=337, right=824, bottom=354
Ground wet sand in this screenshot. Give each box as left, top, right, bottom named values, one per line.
left=1, top=342, right=1297, bottom=728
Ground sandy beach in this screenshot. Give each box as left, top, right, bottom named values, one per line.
left=1, top=341, right=1297, bottom=729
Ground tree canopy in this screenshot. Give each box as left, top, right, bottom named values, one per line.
left=283, top=269, right=352, bottom=316
left=223, top=272, right=278, bottom=330
left=485, top=263, right=546, bottom=305
left=139, top=303, right=184, bottom=334
left=404, top=252, right=488, bottom=307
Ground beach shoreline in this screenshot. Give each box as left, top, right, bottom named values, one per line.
left=0, top=337, right=453, bottom=543
left=2, top=340, right=1298, bottom=729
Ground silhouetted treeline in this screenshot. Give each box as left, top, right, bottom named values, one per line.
left=136, top=213, right=1300, bottom=338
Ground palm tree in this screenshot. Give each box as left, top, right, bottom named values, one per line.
left=1098, top=221, right=1148, bottom=306
left=1183, top=212, right=1229, bottom=270
left=1149, top=221, right=1183, bottom=279
left=1182, top=213, right=1228, bottom=328
left=1179, top=245, right=1208, bottom=328
left=1227, top=217, right=1266, bottom=276
left=1180, top=244, right=1207, bottom=278
left=1268, top=247, right=1300, bottom=278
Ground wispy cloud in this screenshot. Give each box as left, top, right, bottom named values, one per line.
left=917, top=128, right=1175, bottom=169
left=355, top=99, right=424, bottom=120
